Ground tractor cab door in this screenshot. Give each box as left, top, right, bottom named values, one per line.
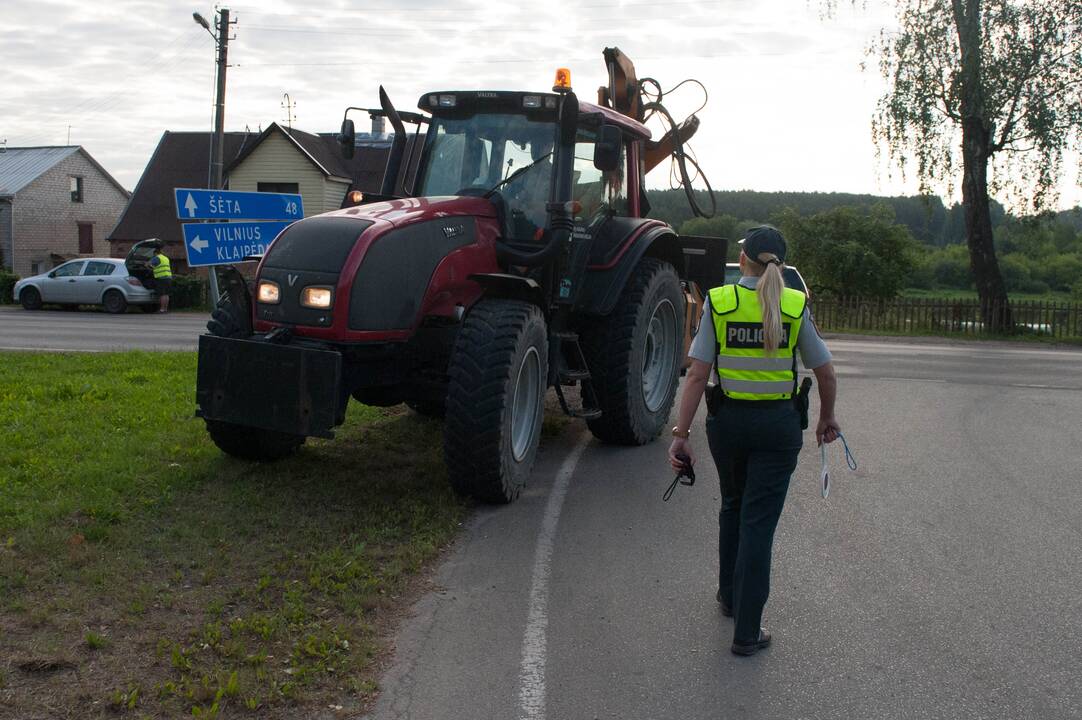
left=569, top=125, right=630, bottom=242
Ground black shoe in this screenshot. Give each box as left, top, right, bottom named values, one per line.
left=731, top=628, right=771, bottom=656
left=715, top=589, right=733, bottom=617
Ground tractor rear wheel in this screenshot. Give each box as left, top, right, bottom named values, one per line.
left=581, top=257, right=684, bottom=445
left=444, top=298, right=548, bottom=503
left=204, top=419, right=305, bottom=461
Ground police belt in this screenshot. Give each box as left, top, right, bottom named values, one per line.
left=707, top=377, right=813, bottom=429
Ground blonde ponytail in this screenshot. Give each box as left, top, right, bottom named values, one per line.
left=755, top=253, right=785, bottom=354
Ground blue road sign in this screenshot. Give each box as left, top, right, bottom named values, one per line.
left=182, top=221, right=292, bottom=268
left=174, top=188, right=303, bottom=221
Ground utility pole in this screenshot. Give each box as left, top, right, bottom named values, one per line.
left=210, top=8, right=231, bottom=194
left=202, top=7, right=233, bottom=305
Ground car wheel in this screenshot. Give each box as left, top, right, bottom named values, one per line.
left=20, top=287, right=42, bottom=311
left=102, top=289, right=128, bottom=314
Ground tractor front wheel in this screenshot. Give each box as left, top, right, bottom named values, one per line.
left=444, top=299, right=548, bottom=503
left=582, top=257, right=684, bottom=445
left=204, top=419, right=305, bottom=461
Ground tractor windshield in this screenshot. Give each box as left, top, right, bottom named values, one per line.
left=417, top=113, right=557, bottom=239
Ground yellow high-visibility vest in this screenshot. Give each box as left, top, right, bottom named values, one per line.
left=708, top=284, right=806, bottom=400
left=152, top=254, right=172, bottom=279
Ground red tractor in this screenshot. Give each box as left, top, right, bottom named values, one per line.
left=197, top=48, right=726, bottom=502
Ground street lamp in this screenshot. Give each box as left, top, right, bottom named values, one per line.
left=192, top=7, right=231, bottom=304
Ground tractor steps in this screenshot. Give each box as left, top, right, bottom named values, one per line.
left=552, top=331, right=602, bottom=420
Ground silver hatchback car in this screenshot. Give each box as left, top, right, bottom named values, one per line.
left=14, top=257, right=159, bottom=313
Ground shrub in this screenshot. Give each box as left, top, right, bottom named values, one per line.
left=777, top=204, right=919, bottom=299
left=0, top=272, right=18, bottom=304
left=170, top=275, right=208, bottom=310
left=929, top=244, right=973, bottom=289
left=998, top=254, right=1033, bottom=293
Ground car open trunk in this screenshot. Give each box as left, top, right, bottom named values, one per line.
left=125, top=238, right=162, bottom=291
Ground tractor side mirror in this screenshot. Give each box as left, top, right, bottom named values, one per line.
left=594, top=125, right=622, bottom=172
left=338, top=118, right=356, bottom=159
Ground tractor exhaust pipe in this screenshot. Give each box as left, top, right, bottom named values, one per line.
left=379, top=86, right=407, bottom=197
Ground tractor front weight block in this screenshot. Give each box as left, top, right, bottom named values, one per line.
left=196, top=334, right=343, bottom=439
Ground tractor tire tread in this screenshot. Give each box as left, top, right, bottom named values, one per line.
left=581, top=257, right=682, bottom=445
left=444, top=299, right=545, bottom=503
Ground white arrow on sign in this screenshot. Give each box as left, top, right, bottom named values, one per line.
left=184, top=193, right=198, bottom=218
left=190, top=235, right=209, bottom=253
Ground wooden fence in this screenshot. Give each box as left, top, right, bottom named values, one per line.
left=809, top=296, right=1082, bottom=339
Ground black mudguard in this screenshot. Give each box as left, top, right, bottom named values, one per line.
left=196, top=335, right=343, bottom=439
left=575, top=222, right=726, bottom=317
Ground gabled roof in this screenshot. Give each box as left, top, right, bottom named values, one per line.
left=107, top=131, right=253, bottom=244
left=225, top=122, right=408, bottom=191
left=0, top=146, right=129, bottom=198
left=227, top=122, right=356, bottom=181
left=0, top=147, right=79, bottom=196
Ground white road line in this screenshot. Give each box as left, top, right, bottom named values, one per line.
left=517, top=434, right=591, bottom=720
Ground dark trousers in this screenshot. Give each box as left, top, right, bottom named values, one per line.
left=706, top=400, right=802, bottom=644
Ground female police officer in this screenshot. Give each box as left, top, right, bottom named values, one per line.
left=668, top=226, right=840, bottom=656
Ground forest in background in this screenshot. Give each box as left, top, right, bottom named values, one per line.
left=645, top=188, right=1082, bottom=299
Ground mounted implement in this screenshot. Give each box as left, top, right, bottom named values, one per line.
left=196, top=48, right=726, bottom=502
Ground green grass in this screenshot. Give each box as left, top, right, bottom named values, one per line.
left=0, top=351, right=467, bottom=718
left=900, top=287, right=1078, bottom=303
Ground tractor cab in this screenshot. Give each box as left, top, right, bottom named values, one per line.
left=410, top=91, right=644, bottom=248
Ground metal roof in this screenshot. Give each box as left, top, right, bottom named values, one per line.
left=0, top=146, right=81, bottom=196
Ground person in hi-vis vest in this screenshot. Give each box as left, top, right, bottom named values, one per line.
left=668, top=226, right=841, bottom=657
left=149, top=246, right=172, bottom=313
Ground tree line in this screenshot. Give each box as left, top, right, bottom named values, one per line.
left=650, top=190, right=1082, bottom=301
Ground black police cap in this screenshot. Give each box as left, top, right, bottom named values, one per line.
left=740, top=226, right=787, bottom=265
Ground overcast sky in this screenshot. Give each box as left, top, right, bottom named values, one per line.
left=3, top=0, right=1079, bottom=212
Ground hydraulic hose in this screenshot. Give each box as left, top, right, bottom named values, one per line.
left=641, top=100, right=717, bottom=219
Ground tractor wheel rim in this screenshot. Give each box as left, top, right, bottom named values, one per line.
left=641, top=299, right=677, bottom=413
left=511, top=346, right=541, bottom=462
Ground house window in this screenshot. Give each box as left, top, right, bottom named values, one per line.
left=71, top=176, right=84, bottom=202
left=257, top=182, right=299, bottom=194
left=31, top=262, right=41, bottom=275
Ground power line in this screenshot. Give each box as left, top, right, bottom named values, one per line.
left=235, top=48, right=848, bottom=69
left=10, top=32, right=209, bottom=147
left=230, top=0, right=735, bottom=15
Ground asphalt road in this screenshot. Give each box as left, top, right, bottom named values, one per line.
left=0, top=306, right=208, bottom=351
left=363, top=339, right=1082, bottom=720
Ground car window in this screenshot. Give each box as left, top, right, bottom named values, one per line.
left=724, top=263, right=808, bottom=295
left=84, top=261, right=116, bottom=276
left=782, top=268, right=807, bottom=294
left=53, top=262, right=85, bottom=278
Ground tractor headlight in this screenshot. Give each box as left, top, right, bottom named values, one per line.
left=257, top=280, right=280, bottom=304
left=300, top=286, right=333, bottom=309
